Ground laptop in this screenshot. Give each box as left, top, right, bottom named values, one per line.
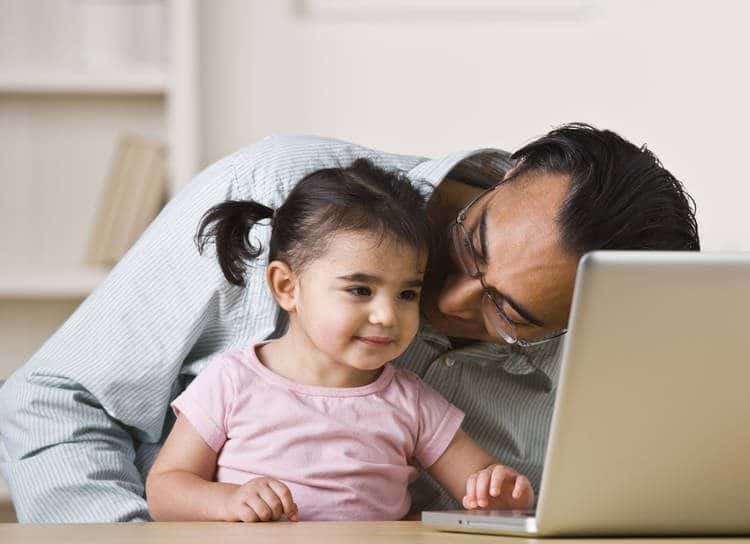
left=423, top=251, right=750, bottom=537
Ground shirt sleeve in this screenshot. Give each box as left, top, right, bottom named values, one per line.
left=0, top=143, right=260, bottom=523
left=414, top=379, right=465, bottom=469
left=171, top=357, right=235, bottom=452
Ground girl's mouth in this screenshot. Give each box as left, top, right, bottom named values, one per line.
left=356, top=336, right=394, bottom=346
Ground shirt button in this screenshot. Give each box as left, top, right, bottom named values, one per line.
left=444, top=357, right=456, bottom=367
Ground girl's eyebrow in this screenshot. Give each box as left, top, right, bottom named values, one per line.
left=337, top=273, right=423, bottom=288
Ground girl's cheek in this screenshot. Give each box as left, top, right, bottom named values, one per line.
left=310, top=313, right=352, bottom=343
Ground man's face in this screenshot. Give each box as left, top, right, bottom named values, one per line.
left=423, top=170, right=579, bottom=343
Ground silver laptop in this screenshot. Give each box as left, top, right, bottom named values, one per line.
left=423, top=251, right=750, bottom=537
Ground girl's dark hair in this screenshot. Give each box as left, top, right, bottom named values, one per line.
left=195, top=158, right=432, bottom=287
left=510, top=123, right=700, bottom=254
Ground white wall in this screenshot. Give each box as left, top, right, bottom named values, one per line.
left=198, top=0, right=750, bottom=251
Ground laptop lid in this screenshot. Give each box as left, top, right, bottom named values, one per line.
left=534, top=251, right=750, bottom=536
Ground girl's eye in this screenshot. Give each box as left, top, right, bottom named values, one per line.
left=347, top=286, right=371, bottom=297
left=399, top=290, right=419, bottom=301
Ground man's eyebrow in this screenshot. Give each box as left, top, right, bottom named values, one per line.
left=337, top=273, right=423, bottom=288
left=480, top=204, right=545, bottom=327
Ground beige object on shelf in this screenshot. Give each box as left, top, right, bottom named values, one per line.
left=86, top=135, right=168, bottom=266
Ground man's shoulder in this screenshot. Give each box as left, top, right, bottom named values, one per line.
left=235, top=133, right=423, bottom=168
left=229, top=134, right=427, bottom=202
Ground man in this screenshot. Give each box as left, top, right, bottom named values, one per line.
left=0, top=124, right=699, bottom=522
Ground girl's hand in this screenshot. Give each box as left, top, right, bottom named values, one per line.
left=224, top=477, right=298, bottom=522
left=462, top=464, right=534, bottom=511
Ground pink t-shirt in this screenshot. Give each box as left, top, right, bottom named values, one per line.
left=171, top=342, right=464, bottom=521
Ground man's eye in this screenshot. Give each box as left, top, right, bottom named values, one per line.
left=503, top=304, right=529, bottom=326
left=399, top=290, right=420, bottom=301
left=347, top=286, right=371, bottom=297
left=469, top=227, right=486, bottom=264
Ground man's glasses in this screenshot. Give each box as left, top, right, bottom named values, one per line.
left=449, top=185, right=567, bottom=348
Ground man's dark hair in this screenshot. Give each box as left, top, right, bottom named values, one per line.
left=510, top=123, right=700, bottom=254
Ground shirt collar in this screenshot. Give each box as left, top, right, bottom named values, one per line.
left=416, top=317, right=564, bottom=385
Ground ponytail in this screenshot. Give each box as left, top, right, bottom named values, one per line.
left=195, top=200, right=274, bottom=287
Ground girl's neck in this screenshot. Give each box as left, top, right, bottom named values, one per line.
left=257, top=331, right=383, bottom=389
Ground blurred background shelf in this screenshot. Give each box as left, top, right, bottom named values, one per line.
left=0, top=267, right=111, bottom=299
left=0, top=70, right=168, bottom=95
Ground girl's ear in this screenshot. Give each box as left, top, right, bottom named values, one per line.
left=267, top=260, right=298, bottom=312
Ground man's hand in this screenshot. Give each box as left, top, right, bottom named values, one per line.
left=223, top=477, right=298, bottom=522
left=463, top=463, right=534, bottom=510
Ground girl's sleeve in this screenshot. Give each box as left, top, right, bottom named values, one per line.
left=413, top=379, right=465, bottom=469
left=171, top=357, right=236, bottom=452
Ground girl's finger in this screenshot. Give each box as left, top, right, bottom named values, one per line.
left=465, top=473, right=478, bottom=508
left=235, top=502, right=260, bottom=523
left=490, top=465, right=508, bottom=499
left=246, top=496, right=274, bottom=522
left=258, top=486, right=284, bottom=520
left=475, top=469, right=491, bottom=507
left=267, top=479, right=298, bottom=521
left=512, top=475, right=533, bottom=504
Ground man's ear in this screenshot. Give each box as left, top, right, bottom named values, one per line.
left=267, top=260, right=298, bottom=312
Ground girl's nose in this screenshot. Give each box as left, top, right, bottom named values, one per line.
left=368, top=300, right=396, bottom=328
left=436, top=272, right=484, bottom=321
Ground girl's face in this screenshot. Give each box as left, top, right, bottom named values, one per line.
left=287, top=230, right=426, bottom=374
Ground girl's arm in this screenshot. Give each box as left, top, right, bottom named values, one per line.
left=427, top=429, right=534, bottom=510
left=146, top=415, right=237, bottom=521
left=146, top=415, right=297, bottom=522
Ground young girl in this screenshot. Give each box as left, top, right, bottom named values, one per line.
left=146, top=158, right=534, bottom=522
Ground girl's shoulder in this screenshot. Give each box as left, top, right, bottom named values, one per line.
left=390, top=365, right=422, bottom=384
left=388, top=365, right=431, bottom=399
left=388, top=365, right=453, bottom=408
left=204, top=346, right=265, bottom=389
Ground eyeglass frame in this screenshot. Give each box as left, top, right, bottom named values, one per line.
left=449, top=182, right=568, bottom=348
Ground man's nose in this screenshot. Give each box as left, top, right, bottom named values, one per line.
left=437, top=272, right=484, bottom=320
